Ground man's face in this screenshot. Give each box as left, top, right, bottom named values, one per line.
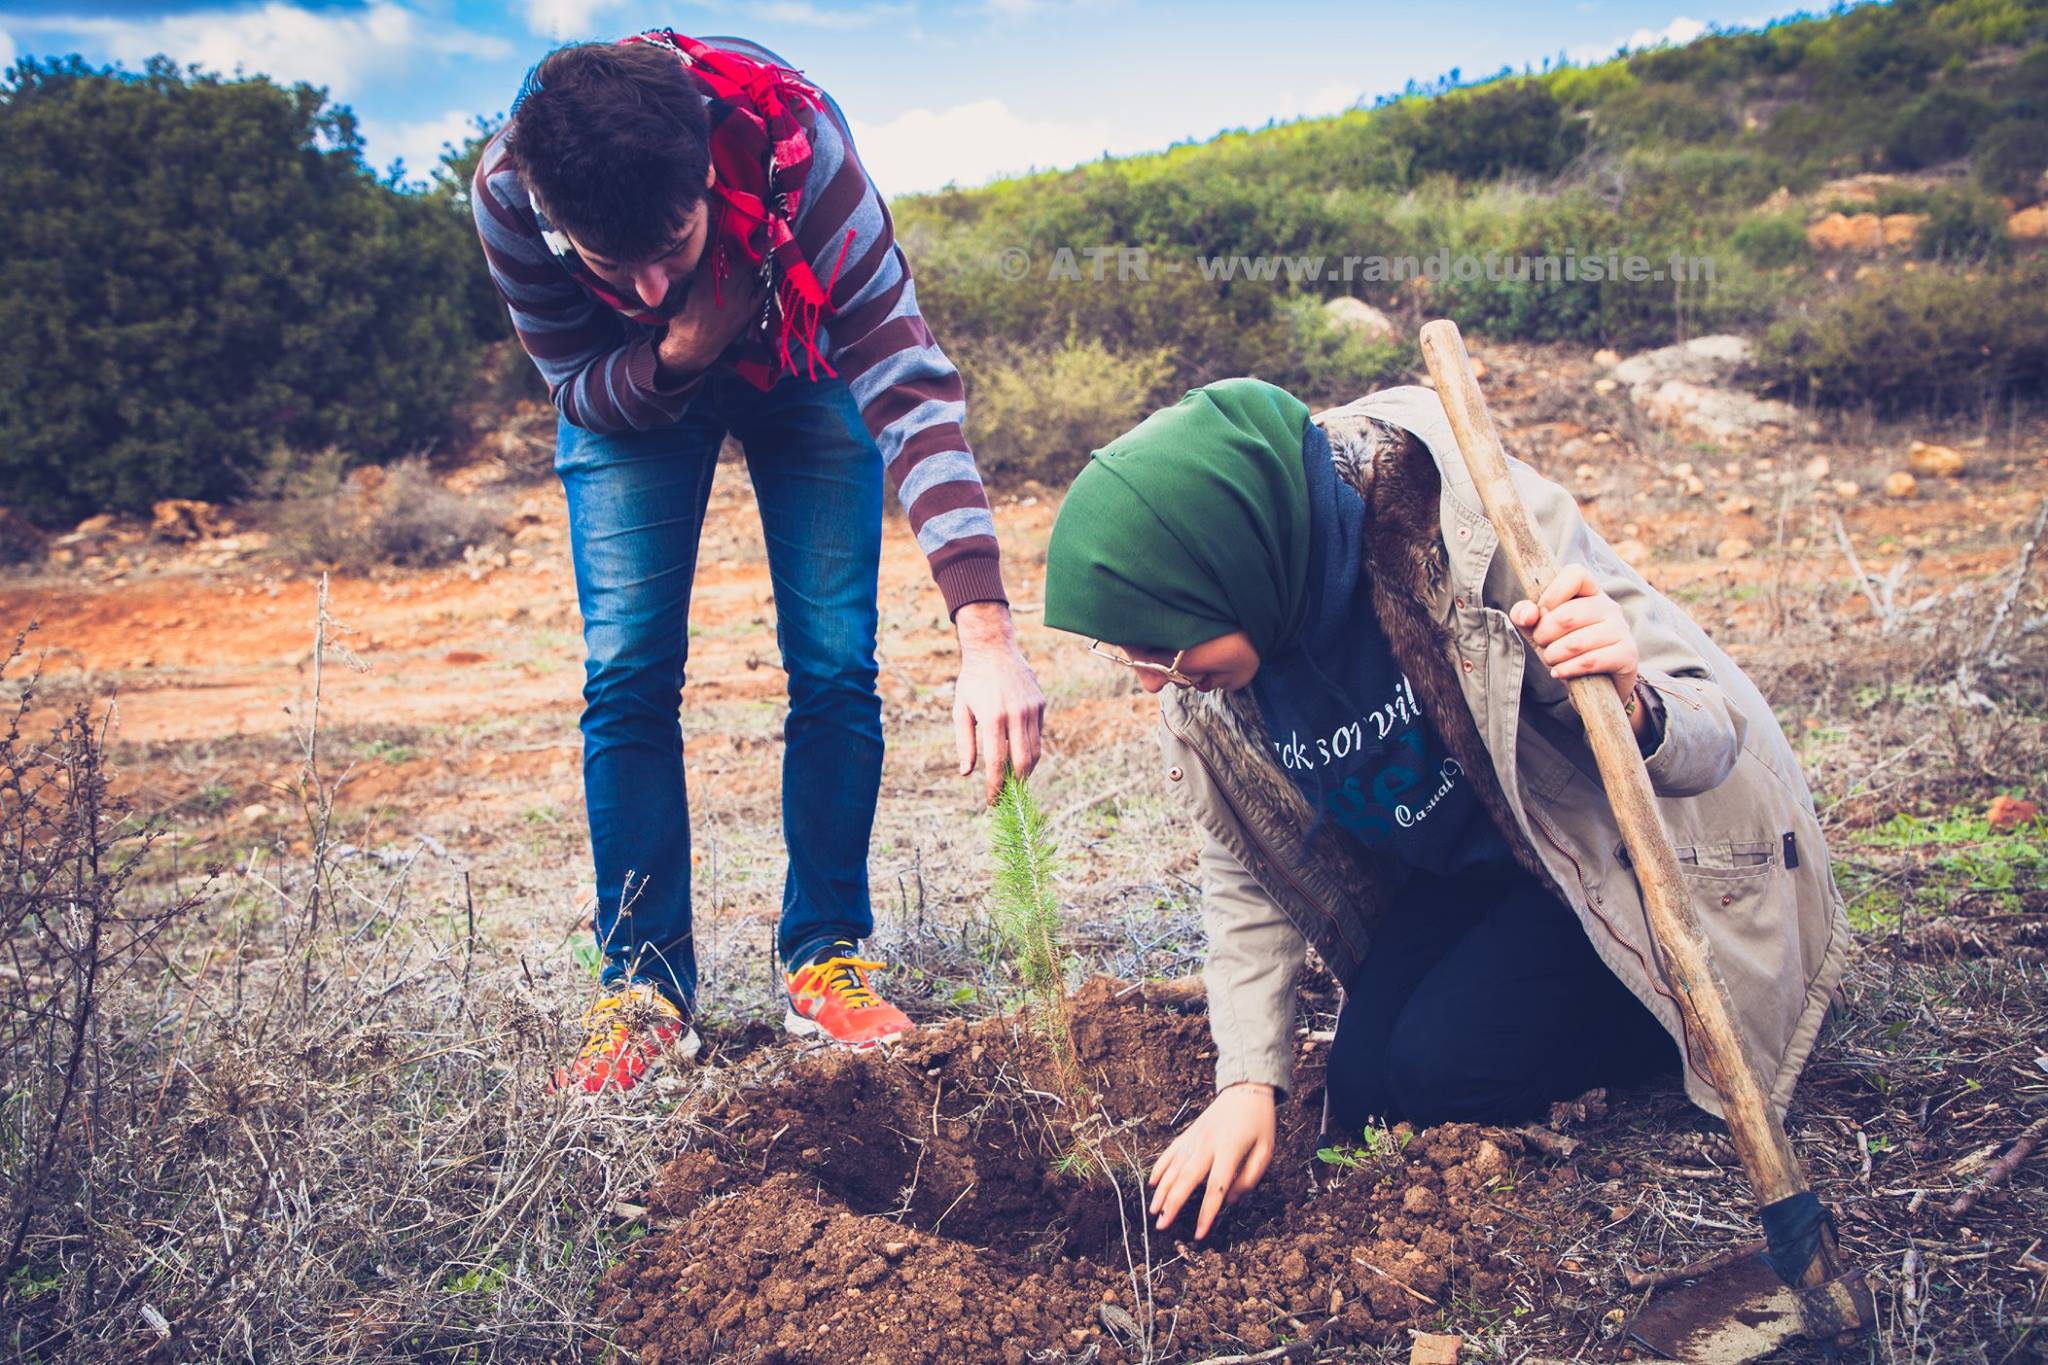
left=561, top=164, right=717, bottom=315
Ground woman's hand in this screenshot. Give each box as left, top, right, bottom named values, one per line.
left=1508, top=564, right=1642, bottom=705
left=1148, top=1082, right=1276, bottom=1239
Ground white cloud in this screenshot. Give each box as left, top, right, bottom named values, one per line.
left=739, top=1, right=912, bottom=26
left=849, top=98, right=1141, bottom=194
left=358, top=106, right=481, bottom=183
left=0, top=27, right=15, bottom=79
left=1274, top=78, right=1360, bottom=122
left=522, top=0, right=626, bottom=40
left=1569, top=14, right=1707, bottom=64
left=525, top=0, right=909, bottom=38
left=979, top=0, right=1113, bottom=15
left=16, top=2, right=506, bottom=99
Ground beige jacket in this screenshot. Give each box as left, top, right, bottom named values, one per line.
left=1157, top=386, right=1849, bottom=1120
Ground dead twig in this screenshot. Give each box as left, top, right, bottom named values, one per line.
left=1625, top=1238, right=1767, bottom=1292
left=1947, top=1112, right=2048, bottom=1220
left=1182, top=1315, right=1339, bottom=1365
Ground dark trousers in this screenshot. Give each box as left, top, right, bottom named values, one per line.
left=554, top=369, right=886, bottom=1009
left=1322, top=867, right=1677, bottom=1134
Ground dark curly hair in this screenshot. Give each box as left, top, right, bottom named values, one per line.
left=503, top=42, right=712, bottom=262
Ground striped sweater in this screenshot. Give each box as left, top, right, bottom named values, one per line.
left=470, top=37, right=1006, bottom=615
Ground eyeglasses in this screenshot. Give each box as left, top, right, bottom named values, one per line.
left=1088, top=639, right=1195, bottom=687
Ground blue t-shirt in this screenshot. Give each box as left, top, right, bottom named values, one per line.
left=1248, top=422, right=1516, bottom=877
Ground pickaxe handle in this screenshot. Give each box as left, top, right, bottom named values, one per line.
left=1418, top=319, right=1842, bottom=1296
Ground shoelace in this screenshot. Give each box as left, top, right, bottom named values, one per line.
left=803, top=954, right=888, bottom=1010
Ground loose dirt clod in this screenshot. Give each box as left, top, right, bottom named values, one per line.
left=1408, top=1331, right=1464, bottom=1365
left=602, top=980, right=1585, bottom=1364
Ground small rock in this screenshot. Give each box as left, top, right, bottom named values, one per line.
left=1832, top=480, right=1861, bottom=500
left=1323, top=296, right=1398, bottom=342
left=880, top=1241, right=911, bottom=1261
left=1720, top=494, right=1756, bottom=516
left=74, top=513, right=116, bottom=537
left=1884, top=471, right=1920, bottom=499
left=1574, top=463, right=1599, bottom=483
left=238, top=803, right=269, bottom=823
left=1609, top=538, right=1651, bottom=566
left=1988, top=796, right=2039, bottom=830
left=150, top=498, right=232, bottom=543
left=1593, top=348, right=1621, bottom=367
left=1906, top=440, right=1966, bottom=479
left=501, top=496, right=550, bottom=536
left=1410, top=1332, right=1464, bottom=1365
left=1593, top=377, right=1619, bottom=396
left=2007, top=205, right=2048, bottom=241
left=1716, top=536, right=1754, bottom=561
left=1402, top=1184, right=1440, bottom=1215
left=507, top=548, right=535, bottom=568
left=1684, top=474, right=1708, bottom=496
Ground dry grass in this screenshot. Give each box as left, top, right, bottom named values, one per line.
left=0, top=607, right=691, bottom=1361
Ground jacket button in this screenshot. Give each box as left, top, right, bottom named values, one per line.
left=1461, top=658, right=1474, bottom=673
left=1167, top=766, right=1183, bottom=782
left=1455, top=596, right=1465, bottom=609
left=1721, top=894, right=1733, bottom=906
left=1456, top=526, right=1471, bottom=540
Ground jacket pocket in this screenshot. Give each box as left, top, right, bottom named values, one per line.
left=1679, top=841, right=1807, bottom=1056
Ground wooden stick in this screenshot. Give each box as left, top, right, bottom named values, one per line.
left=1626, top=1238, right=1768, bottom=1291
left=1945, top=1112, right=2048, bottom=1219
left=1420, top=319, right=1834, bottom=1295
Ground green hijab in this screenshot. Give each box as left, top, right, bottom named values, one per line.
left=1043, top=377, right=1313, bottom=659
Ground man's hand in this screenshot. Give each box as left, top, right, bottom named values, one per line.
left=656, top=266, right=765, bottom=384
left=1149, top=1082, right=1277, bottom=1239
left=952, top=601, right=1046, bottom=805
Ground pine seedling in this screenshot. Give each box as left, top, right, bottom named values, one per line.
left=987, top=768, right=1083, bottom=1104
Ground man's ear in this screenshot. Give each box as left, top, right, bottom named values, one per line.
left=705, top=161, right=716, bottom=189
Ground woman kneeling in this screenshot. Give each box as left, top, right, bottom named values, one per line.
left=1041, top=379, right=1849, bottom=1238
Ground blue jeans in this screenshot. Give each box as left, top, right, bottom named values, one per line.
left=556, top=369, right=885, bottom=1009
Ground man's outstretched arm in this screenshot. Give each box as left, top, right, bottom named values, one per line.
left=797, top=91, right=1045, bottom=800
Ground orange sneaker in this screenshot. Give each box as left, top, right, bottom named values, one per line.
left=784, top=942, right=913, bottom=1049
left=551, top=983, right=701, bottom=1095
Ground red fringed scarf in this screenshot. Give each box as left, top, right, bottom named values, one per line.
left=538, top=28, right=857, bottom=390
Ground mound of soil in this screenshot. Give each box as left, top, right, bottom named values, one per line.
left=602, top=979, right=1597, bottom=1364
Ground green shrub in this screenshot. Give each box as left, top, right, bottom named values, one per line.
left=1731, top=212, right=1813, bottom=268
left=1883, top=87, right=1998, bottom=169
left=1974, top=118, right=2048, bottom=200
left=0, top=58, right=501, bottom=524
left=1914, top=189, right=2014, bottom=262
left=962, top=334, right=1175, bottom=485
left=1757, top=258, right=2048, bottom=413
left=1403, top=80, right=1584, bottom=182
left=1593, top=81, right=1736, bottom=146
left=1263, top=297, right=1415, bottom=409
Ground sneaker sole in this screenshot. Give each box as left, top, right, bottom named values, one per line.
left=672, top=1026, right=704, bottom=1063
left=782, top=1008, right=907, bottom=1049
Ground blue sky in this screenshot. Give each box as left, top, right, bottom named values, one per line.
left=0, top=1, right=1827, bottom=194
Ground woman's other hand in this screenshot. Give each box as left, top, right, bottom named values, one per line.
left=1508, top=563, right=1642, bottom=703
left=1147, top=1081, right=1276, bottom=1238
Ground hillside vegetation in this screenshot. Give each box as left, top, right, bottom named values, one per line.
left=1, top=0, right=2043, bottom=518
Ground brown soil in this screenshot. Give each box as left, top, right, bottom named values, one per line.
left=603, top=979, right=1585, bottom=1364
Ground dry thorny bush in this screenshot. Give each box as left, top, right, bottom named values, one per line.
left=0, top=609, right=683, bottom=1361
